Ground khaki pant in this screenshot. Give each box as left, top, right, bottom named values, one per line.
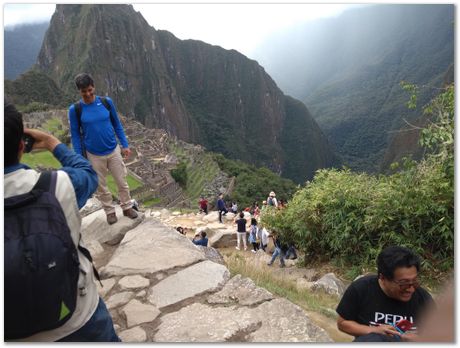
left=87, top=145, right=132, bottom=215
left=236, top=232, right=247, bottom=250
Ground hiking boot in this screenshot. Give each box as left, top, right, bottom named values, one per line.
left=280, top=264, right=286, bottom=268
left=123, top=208, right=138, bottom=219
left=267, top=262, right=273, bottom=266
left=107, top=213, right=118, bottom=225
left=235, top=247, right=240, bottom=250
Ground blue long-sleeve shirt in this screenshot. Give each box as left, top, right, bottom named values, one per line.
left=193, top=238, right=209, bottom=247
left=217, top=198, right=226, bottom=211
left=68, top=96, right=129, bottom=156
left=5, top=144, right=98, bottom=209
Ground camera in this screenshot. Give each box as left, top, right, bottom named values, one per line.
left=22, top=134, right=35, bottom=153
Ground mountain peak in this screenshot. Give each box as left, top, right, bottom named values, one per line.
left=32, top=4, right=340, bottom=182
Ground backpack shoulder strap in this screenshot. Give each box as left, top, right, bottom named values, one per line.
left=99, top=96, right=111, bottom=111
left=32, top=171, right=56, bottom=194
left=99, top=96, right=116, bottom=126
left=73, top=101, right=83, bottom=134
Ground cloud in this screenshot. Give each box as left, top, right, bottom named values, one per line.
left=4, top=4, right=55, bottom=28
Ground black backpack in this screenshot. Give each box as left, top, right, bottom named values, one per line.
left=4, top=171, right=97, bottom=339
left=73, top=96, right=114, bottom=157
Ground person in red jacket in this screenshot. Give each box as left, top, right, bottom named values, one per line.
left=199, top=196, right=208, bottom=214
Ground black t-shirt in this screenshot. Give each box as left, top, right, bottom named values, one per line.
left=336, top=275, right=433, bottom=331
left=236, top=218, right=247, bottom=232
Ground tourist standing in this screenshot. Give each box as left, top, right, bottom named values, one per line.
left=68, top=73, right=138, bottom=225
left=234, top=212, right=248, bottom=251
left=199, top=196, right=208, bottom=214
left=248, top=218, right=259, bottom=253
left=266, top=191, right=278, bottom=208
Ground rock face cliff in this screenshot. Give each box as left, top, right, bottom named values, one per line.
left=35, top=4, right=339, bottom=183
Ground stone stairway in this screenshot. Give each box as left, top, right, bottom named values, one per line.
left=81, top=206, right=333, bottom=343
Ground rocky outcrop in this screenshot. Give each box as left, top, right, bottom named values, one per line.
left=311, top=273, right=347, bottom=298
left=82, top=207, right=333, bottom=342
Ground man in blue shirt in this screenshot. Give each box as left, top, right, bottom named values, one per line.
left=69, top=73, right=138, bottom=225
left=217, top=193, right=228, bottom=223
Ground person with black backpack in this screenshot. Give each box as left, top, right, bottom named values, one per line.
left=4, top=103, right=120, bottom=342
left=69, top=73, right=138, bottom=225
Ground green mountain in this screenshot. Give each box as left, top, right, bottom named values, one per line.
left=13, top=4, right=339, bottom=183
left=4, top=22, right=49, bottom=80
left=252, top=4, right=454, bottom=172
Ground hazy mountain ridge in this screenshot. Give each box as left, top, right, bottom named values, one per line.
left=4, top=22, right=49, bottom=80
left=252, top=4, right=454, bottom=172
left=6, top=4, right=339, bottom=183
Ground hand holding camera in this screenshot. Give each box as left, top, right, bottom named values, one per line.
left=23, top=129, right=61, bottom=153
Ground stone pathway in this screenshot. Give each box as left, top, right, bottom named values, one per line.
left=82, top=207, right=333, bottom=342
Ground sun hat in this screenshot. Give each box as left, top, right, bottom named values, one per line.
left=269, top=191, right=276, bottom=197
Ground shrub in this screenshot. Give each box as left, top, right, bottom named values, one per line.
left=171, top=162, right=188, bottom=188
left=261, top=85, right=454, bottom=274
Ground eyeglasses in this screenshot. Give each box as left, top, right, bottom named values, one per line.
left=390, top=279, right=420, bottom=290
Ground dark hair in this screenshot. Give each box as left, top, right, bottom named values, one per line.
left=239, top=212, right=244, bottom=218
left=377, top=246, right=420, bottom=279
left=200, top=231, right=207, bottom=238
left=5, top=103, right=24, bottom=167
left=75, top=73, right=95, bottom=90
left=251, top=218, right=257, bottom=225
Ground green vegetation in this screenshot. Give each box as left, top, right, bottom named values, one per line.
left=106, top=174, right=143, bottom=196
left=22, top=150, right=144, bottom=198
left=225, top=251, right=338, bottom=318
left=141, top=197, right=162, bottom=207
left=169, top=142, right=221, bottom=202
left=213, top=153, right=298, bottom=208
left=22, top=151, right=61, bottom=169
left=261, top=85, right=454, bottom=277
left=5, top=70, right=73, bottom=108
left=168, top=141, right=298, bottom=208
left=170, top=162, right=188, bottom=188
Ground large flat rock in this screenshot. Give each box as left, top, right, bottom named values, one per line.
left=207, top=274, right=273, bottom=306
left=209, top=228, right=237, bottom=248
left=153, top=298, right=332, bottom=342
left=121, top=299, right=161, bottom=328
left=247, top=298, right=333, bottom=342
left=148, top=260, right=230, bottom=310
left=81, top=206, right=144, bottom=245
left=154, top=303, right=259, bottom=342
left=102, top=219, right=205, bottom=277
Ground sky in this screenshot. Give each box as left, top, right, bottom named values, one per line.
left=3, top=2, right=360, bottom=57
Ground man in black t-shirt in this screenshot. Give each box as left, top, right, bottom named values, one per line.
left=336, top=246, right=434, bottom=342
left=234, top=212, right=248, bottom=251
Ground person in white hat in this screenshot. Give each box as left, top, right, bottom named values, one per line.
left=267, top=191, right=278, bottom=208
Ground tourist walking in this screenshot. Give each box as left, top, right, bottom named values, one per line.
left=217, top=193, right=228, bottom=223
left=267, top=232, right=287, bottom=268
